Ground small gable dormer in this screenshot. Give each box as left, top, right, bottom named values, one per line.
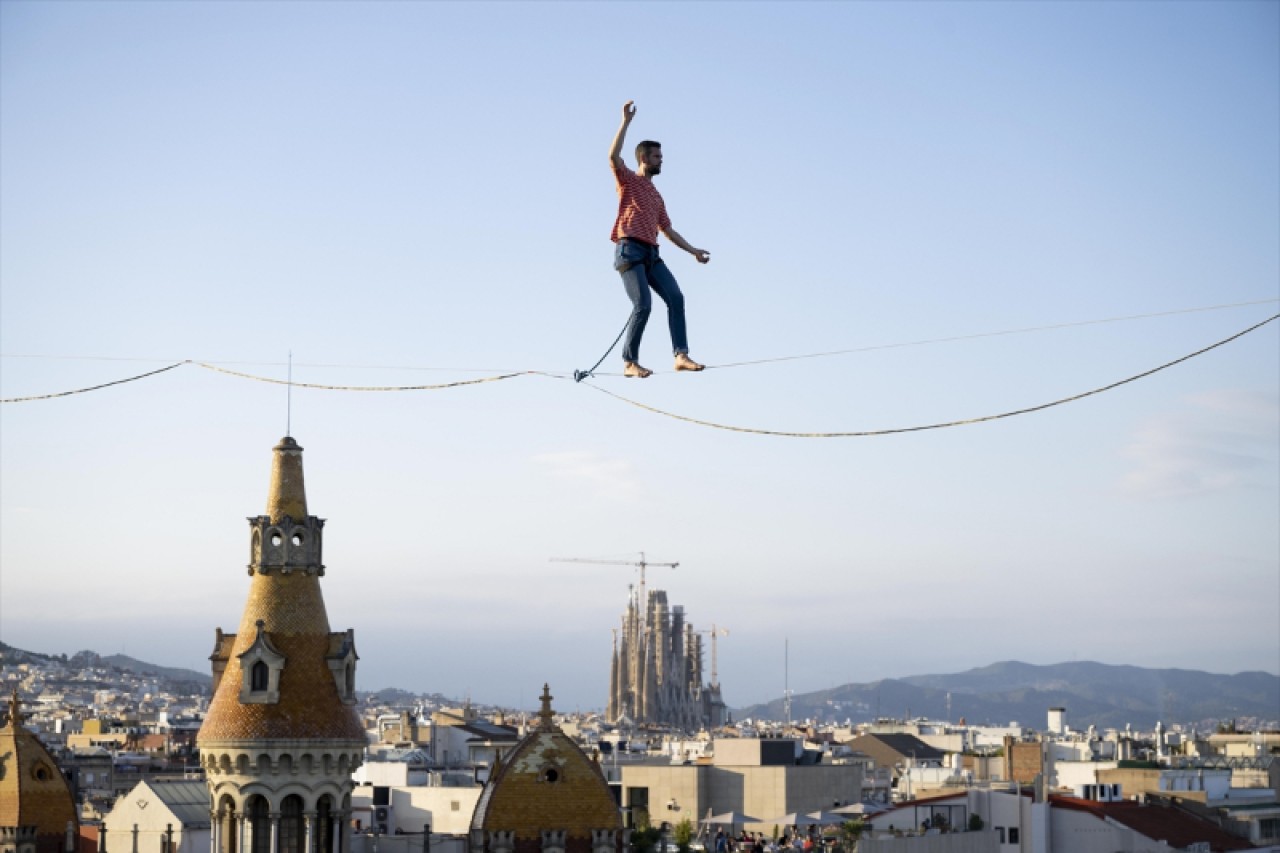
left=209, top=628, right=238, bottom=693
left=237, top=620, right=286, bottom=704
left=326, top=629, right=358, bottom=705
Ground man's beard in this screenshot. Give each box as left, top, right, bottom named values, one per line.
left=649, top=165, right=661, bottom=176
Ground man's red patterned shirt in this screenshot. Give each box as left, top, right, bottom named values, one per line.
left=611, top=162, right=671, bottom=245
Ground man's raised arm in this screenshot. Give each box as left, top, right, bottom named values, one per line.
left=610, top=101, right=636, bottom=169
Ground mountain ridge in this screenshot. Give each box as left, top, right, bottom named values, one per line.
left=0, top=643, right=212, bottom=686
left=734, top=659, right=1280, bottom=730
left=4, top=643, right=1276, bottom=728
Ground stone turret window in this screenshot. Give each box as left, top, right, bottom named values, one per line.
left=238, top=620, right=286, bottom=704
left=250, top=661, right=269, bottom=692
left=247, top=512, right=325, bottom=577
left=279, top=795, right=304, bottom=853
left=315, top=797, right=335, bottom=853
left=247, top=796, right=271, bottom=853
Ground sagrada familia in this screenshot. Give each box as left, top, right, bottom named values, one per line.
left=606, top=587, right=726, bottom=732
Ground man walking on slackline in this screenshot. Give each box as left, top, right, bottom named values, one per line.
left=610, top=100, right=710, bottom=378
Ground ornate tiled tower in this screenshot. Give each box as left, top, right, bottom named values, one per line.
left=0, top=692, right=77, bottom=853
left=470, top=686, right=621, bottom=853
left=197, top=438, right=366, bottom=853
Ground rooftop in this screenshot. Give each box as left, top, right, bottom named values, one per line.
left=1050, top=795, right=1254, bottom=851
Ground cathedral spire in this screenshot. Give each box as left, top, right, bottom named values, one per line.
left=266, top=436, right=308, bottom=523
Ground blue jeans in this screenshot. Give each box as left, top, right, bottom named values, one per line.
left=614, top=238, right=688, bottom=362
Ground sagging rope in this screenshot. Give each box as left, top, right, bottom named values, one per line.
left=3, top=313, right=1275, bottom=439
left=0, top=361, right=554, bottom=403
left=0, top=361, right=187, bottom=403
left=192, top=361, right=560, bottom=391
left=580, top=313, right=1280, bottom=437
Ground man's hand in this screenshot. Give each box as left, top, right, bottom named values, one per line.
left=611, top=102, right=636, bottom=167
left=662, top=227, right=711, bottom=264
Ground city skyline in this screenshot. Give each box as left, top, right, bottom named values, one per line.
left=6, top=638, right=1277, bottom=733
left=2, top=1, right=1277, bottom=711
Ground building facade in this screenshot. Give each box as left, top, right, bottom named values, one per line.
left=617, top=739, right=866, bottom=832
left=102, top=780, right=210, bottom=853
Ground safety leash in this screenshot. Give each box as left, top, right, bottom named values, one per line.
left=574, top=317, right=631, bottom=382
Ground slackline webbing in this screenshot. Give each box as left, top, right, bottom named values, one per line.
left=0, top=362, right=187, bottom=402
left=193, top=361, right=557, bottom=391
left=2, top=313, right=1275, bottom=440
left=579, top=313, right=1280, bottom=437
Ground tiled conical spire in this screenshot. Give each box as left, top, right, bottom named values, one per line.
left=197, top=437, right=364, bottom=743
left=266, top=436, right=307, bottom=523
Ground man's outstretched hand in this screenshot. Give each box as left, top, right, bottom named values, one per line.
left=623, top=101, right=636, bottom=121
left=695, top=250, right=711, bottom=264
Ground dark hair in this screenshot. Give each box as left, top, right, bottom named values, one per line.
left=635, top=140, right=662, bottom=162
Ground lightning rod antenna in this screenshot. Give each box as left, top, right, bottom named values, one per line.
left=286, top=351, right=293, bottom=435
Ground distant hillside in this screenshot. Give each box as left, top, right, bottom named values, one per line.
left=0, top=642, right=60, bottom=666
left=95, top=653, right=211, bottom=687
left=0, top=642, right=211, bottom=690
left=735, top=660, right=1280, bottom=730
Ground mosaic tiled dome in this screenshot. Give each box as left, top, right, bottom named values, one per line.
left=471, top=686, right=621, bottom=853
left=0, top=693, right=78, bottom=853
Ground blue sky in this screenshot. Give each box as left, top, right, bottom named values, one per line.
left=2, top=0, right=1277, bottom=715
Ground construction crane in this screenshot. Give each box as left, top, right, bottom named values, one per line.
left=549, top=551, right=678, bottom=603
left=695, top=624, right=729, bottom=686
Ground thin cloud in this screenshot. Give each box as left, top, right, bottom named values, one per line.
left=1120, top=390, right=1279, bottom=499
left=532, top=450, right=640, bottom=500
